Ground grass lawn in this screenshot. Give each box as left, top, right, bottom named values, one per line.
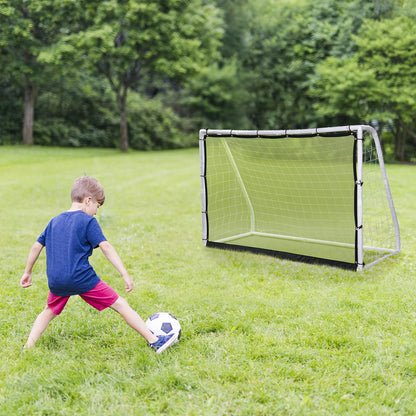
left=0, top=146, right=415, bottom=415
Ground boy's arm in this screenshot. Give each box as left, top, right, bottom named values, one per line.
left=20, top=242, right=44, bottom=288
left=98, top=241, right=134, bottom=292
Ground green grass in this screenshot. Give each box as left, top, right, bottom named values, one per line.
left=0, top=146, right=415, bottom=415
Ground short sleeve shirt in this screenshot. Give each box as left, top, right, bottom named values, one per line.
left=37, top=210, right=106, bottom=296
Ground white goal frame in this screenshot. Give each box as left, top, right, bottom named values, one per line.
left=200, top=125, right=400, bottom=271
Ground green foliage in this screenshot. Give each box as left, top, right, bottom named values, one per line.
left=127, top=93, right=183, bottom=150
left=0, top=0, right=83, bottom=83
left=212, top=0, right=249, bottom=58
left=2, top=0, right=416, bottom=159
left=33, top=117, right=114, bottom=148
left=31, top=73, right=118, bottom=147
left=313, top=15, right=416, bottom=160
left=0, top=147, right=414, bottom=415
left=240, top=0, right=397, bottom=129
left=179, top=60, right=251, bottom=130
left=311, top=57, right=388, bottom=123
left=0, top=80, right=22, bottom=144
left=38, top=0, right=224, bottom=150
left=354, top=16, right=416, bottom=124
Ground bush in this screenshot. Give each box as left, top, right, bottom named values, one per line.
left=128, top=94, right=183, bottom=150
left=33, top=118, right=117, bottom=148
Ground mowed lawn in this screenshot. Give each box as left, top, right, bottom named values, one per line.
left=0, top=146, right=415, bottom=415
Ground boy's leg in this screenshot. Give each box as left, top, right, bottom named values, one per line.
left=25, top=292, right=69, bottom=349
left=25, top=306, right=56, bottom=349
left=79, top=281, right=168, bottom=348
left=110, top=297, right=158, bottom=344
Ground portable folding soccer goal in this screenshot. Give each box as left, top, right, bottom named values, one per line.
left=199, top=125, right=400, bottom=270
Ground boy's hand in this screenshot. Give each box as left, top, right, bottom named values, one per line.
left=20, top=272, right=33, bottom=288
left=123, top=275, right=134, bottom=292
left=99, top=241, right=133, bottom=292
left=21, top=242, right=43, bottom=289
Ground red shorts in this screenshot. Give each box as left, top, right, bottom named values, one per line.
left=47, top=280, right=119, bottom=316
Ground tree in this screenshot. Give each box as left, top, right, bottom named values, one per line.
left=41, top=0, right=223, bottom=151
left=0, top=1, right=41, bottom=145
left=310, top=57, right=390, bottom=125
left=212, top=0, right=249, bottom=59
left=236, top=0, right=399, bottom=130
left=0, top=0, right=86, bottom=145
left=177, top=60, right=251, bottom=130
left=240, top=0, right=357, bottom=129
left=313, top=15, right=416, bottom=160
left=356, top=16, right=416, bottom=160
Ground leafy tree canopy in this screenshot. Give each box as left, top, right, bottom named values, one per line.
left=38, top=0, right=224, bottom=150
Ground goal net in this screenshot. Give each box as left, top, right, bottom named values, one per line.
left=199, top=126, right=400, bottom=270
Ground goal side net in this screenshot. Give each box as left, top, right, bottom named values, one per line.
left=199, top=125, right=400, bottom=270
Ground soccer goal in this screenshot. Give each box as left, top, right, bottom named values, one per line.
left=199, top=125, right=400, bottom=270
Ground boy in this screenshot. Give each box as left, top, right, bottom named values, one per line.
left=20, top=176, right=177, bottom=353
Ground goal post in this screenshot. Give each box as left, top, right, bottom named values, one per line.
left=199, top=125, right=400, bottom=271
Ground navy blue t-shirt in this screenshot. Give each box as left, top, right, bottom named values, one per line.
left=37, top=210, right=106, bottom=296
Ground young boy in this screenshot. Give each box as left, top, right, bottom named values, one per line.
left=20, top=176, right=177, bottom=353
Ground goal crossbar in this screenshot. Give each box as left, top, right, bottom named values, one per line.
left=200, top=125, right=400, bottom=271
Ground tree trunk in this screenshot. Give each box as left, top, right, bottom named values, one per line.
left=377, top=121, right=385, bottom=155
left=394, top=124, right=406, bottom=161
left=22, top=74, right=36, bottom=145
left=399, top=127, right=407, bottom=161
left=117, top=88, right=129, bottom=152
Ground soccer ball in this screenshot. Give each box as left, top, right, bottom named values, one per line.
left=146, top=312, right=181, bottom=343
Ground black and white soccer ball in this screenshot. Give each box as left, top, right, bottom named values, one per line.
left=146, top=312, right=181, bottom=343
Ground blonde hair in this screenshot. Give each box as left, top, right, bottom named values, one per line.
left=71, top=176, right=105, bottom=206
